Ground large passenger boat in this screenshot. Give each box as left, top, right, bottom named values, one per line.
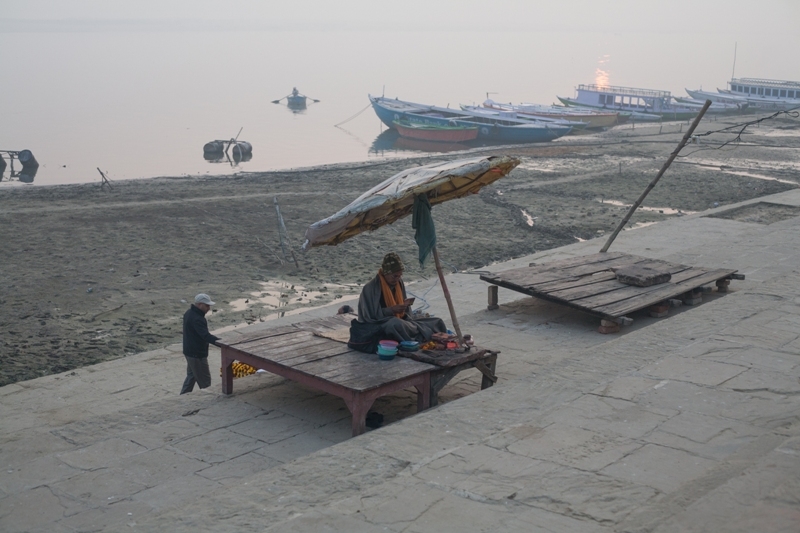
left=558, top=84, right=706, bottom=121
left=686, top=77, right=800, bottom=110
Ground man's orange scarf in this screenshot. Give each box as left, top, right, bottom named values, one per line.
left=378, top=269, right=405, bottom=318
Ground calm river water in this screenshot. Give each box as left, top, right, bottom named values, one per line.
left=0, top=19, right=794, bottom=186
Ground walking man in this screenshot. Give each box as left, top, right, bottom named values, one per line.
left=180, top=293, right=220, bottom=394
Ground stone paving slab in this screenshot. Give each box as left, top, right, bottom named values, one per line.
left=2, top=190, right=800, bottom=532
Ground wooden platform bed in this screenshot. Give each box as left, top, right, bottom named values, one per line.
left=217, top=316, right=498, bottom=435
left=480, top=252, right=743, bottom=333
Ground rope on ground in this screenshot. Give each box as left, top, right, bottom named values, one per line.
left=334, top=102, right=373, bottom=127
left=407, top=277, right=439, bottom=314
left=677, top=106, right=800, bottom=158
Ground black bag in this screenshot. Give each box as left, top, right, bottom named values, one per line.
left=346, top=319, right=382, bottom=354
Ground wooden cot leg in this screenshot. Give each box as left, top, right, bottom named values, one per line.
left=488, top=285, right=499, bottom=310
left=479, top=353, right=498, bottom=390
left=221, top=349, right=235, bottom=395
left=430, top=368, right=459, bottom=408
left=344, top=394, right=371, bottom=437
left=415, top=373, right=431, bottom=412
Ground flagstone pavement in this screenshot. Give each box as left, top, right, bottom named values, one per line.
left=2, top=190, right=800, bottom=532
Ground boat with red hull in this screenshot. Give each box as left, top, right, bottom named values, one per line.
left=393, top=120, right=479, bottom=142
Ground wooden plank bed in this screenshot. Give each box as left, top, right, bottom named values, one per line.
left=480, top=252, right=740, bottom=328
left=218, top=323, right=435, bottom=436
left=288, top=315, right=500, bottom=407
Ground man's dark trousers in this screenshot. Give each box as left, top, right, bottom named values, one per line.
left=180, top=355, right=211, bottom=394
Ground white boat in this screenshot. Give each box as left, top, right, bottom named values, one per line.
left=481, top=99, right=619, bottom=129
left=558, top=84, right=700, bottom=121
left=719, top=77, right=800, bottom=110
left=684, top=88, right=749, bottom=105
left=673, top=96, right=744, bottom=111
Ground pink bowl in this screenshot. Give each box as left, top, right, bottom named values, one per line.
left=378, top=340, right=398, bottom=348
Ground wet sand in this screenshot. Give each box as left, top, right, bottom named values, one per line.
left=1, top=115, right=798, bottom=386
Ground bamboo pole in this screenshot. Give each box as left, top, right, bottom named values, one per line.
left=600, top=100, right=712, bottom=253
left=432, top=246, right=465, bottom=347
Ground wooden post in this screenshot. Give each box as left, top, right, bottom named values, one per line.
left=96, top=167, right=113, bottom=190
left=432, top=246, right=465, bottom=347
left=600, top=100, right=712, bottom=253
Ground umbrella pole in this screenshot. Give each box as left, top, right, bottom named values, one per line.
left=432, top=246, right=465, bottom=346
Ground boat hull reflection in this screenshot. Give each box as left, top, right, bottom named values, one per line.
left=371, top=130, right=474, bottom=155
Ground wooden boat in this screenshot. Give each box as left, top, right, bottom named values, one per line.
left=286, top=87, right=307, bottom=108
left=481, top=99, right=619, bottom=129
left=370, top=95, right=572, bottom=143
left=459, top=104, right=586, bottom=129
left=393, top=119, right=478, bottom=142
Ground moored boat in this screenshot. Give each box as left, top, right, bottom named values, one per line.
left=459, top=104, right=586, bottom=130
left=684, top=88, right=749, bottom=105
left=687, top=77, right=800, bottom=111
left=481, top=99, right=619, bottom=129
left=673, top=96, right=744, bottom=111
left=393, top=119, right=478, bottom=142
left=558, top=84, right=701, bottom=121
left=370, top=95, right=572, bottom=143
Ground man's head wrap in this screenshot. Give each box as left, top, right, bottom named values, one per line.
left=381, top=252, right=404, bottom=274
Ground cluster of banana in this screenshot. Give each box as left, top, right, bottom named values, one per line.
left=221, top=361, right=258, bottom=379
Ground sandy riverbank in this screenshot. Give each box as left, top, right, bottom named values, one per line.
left=1, top=115, right=798, bottom=386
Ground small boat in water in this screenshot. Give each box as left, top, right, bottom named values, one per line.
left=393, top=119, right=478, bottom=142
left=287, top=87, right=307, bottom=108
left=272, top=88, right=319, bottom=111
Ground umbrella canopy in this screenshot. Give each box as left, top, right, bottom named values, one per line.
left=302, top=154, right=520, bottom=347
left=302, top=155, right=520, bottom=249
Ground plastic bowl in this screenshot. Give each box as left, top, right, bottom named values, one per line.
left=377, top=345, right=398, bottom=356
left=378, top=340, right=399, bottom=349
left=399, top=341, right=420, bottom=351
left=378, top=352, right=396, bottom=361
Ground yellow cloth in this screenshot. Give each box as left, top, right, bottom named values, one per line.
left=378, top=269, right=405, bottom=318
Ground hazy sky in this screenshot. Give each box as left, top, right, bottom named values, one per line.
left=2, top=0, right=798, bottom=184
left=2, top=0, right=799, bottom=35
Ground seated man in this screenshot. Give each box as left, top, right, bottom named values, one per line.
left=348, top=252, right=447, bottom=353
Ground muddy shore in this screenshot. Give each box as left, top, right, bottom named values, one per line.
left=1, top=115, right=798, bottom=386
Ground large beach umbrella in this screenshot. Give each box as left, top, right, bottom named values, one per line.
left=302, top=155, right=520, bottom=344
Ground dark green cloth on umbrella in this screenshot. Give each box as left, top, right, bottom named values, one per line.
left=412, top=194, right=436, bottom=268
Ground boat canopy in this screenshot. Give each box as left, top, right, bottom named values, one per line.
left=576, top=84, right=671, bottom=99
left=728, top=77, right=800, bottom=100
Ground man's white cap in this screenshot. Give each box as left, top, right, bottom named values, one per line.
left=194, top=293, right=215, bottom=306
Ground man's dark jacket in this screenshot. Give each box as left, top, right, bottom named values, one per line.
left=183, top=305, right=220, bottom=358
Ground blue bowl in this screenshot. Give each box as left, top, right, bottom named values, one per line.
left=377, top=345, right=398, bottom=357
left=378, top=352, right=396, bottom=361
